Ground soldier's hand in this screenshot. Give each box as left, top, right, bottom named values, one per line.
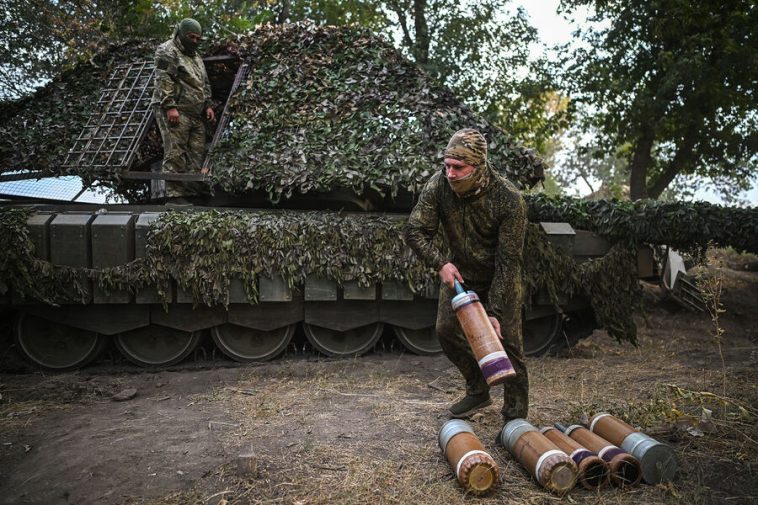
left=200, top=167, right=209, bottom=175
left=488, top=317, right=503, bottom=340
left=167, top=108, right=180, bottom=125
left=438, top=262, right=463, bottom=289
left=206, top=107, right=215, bottom=122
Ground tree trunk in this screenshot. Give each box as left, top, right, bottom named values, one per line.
left=413, top=0, right=429, bottom=64
left=277, top=0, right=291, bottom=24
left=629, top=133, right=654, bottom=200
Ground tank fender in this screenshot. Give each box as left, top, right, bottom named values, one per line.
left=150, top=304, right=226, bottom=332
left=19, top=304, right=149, bottom=335
left=228, top=300, right=303, bottom=331
left=305, top=301, right=379, bottom=331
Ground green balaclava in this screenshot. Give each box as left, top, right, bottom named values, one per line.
left=175, top=18, right=202, bottom=55
left=443, top=128, right=492, bottom=197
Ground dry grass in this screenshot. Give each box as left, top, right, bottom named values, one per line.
left=138, top=335, right=756, bottom=505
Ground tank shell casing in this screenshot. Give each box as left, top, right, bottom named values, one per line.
left=500, top=419, right=577, bottom=495
left=541, top=426, right=609, bottom=490
left=565, top=424, right=642, bottom=488
left=451, top=290, right=516, bottom=386
left=589, top=413, right=678, bottom=484
left=438, top=420, right=499, bottom=494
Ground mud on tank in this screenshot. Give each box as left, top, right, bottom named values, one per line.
left=0, top=23, right=654, bottom=370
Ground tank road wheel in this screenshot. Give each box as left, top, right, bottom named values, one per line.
left=523, top=314, right=564, bottom=357
left=211, top=323, right=295, bottom=362
left=15, top=313, right=106, bottom=370
left=303, top=323, right=384, bottom=357
left=393, top=326, right=442, bottom=355
left=114, top=325, right=200, bottom=367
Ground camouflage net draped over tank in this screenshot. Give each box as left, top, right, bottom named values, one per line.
left=526, top=194, right=758, bottom=255
left=208, top=22, right=545, bottom=199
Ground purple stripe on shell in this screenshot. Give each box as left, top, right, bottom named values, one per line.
left=572, top=450, right=595, bottom=465
left=481, top=357, right=515, bottom=382
left=599, top=447, right=625, bottom=463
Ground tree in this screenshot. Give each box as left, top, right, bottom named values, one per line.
left=560, top=0, right=758, bottom=200
left=383, top=0, right=567, bottom=149
left=0, top=0, right=173, bottom=99
left=550, top=128, right=630, bottom=198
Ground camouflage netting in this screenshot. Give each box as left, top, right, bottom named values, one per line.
left=526, top=194, right=758, bottom=255
left=207, top=22, right=545, bottom=199
left=2, top=23, right=756, bottom=346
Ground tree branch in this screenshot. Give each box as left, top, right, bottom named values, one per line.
left=388, top=1, right=414, bottom=52
left=647, top=125, right=700, bottom=199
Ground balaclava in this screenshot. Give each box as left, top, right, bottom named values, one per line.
left=444, top=128, right=491, bottom=197
left=175, top=18, right=202, bottom=56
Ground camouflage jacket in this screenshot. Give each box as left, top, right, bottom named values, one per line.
left=404, top=169, right=527, bottom=326
left=151, top=37, right=212, bottom=116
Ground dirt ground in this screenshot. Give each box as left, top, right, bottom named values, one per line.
left=1, top=252, right=756, bottom=505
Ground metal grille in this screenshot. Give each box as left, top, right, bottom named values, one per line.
left=63, top=61, right=155, bottom=173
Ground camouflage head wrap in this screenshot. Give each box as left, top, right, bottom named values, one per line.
left=444, top=128, right=491, bottom=197
left=175, top=18, right=202, bottom=56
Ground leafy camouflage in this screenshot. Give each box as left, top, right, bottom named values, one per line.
left=206, top=22, right=545, bottom=200
left=526, top=194, right=758, bottom=255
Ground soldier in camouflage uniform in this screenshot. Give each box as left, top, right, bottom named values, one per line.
left=404, top=128, right=529, bottom=422
left=151, top=18, right=215, bottom=199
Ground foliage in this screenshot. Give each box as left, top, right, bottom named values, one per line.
left=0, top=0, right=171, bottom=99
left=559, top=0, right=758, bottom=200
left=0, top=206, right=653, bottom=344
left=142, top=210, right=435, bottom=306
left=209, top=22, right=545, bottom=200
left=526, top=194, right=758, bottom=255
left=549, top=127, right=630, bottom=198
left=286, top=0, right=388, bottom=29
left=383, top=0, right=567, bottom=151
left=0, top=208, right=88, bottom=304
left=523, top=224, right=640, bottom=343
left=0, top=208, right=435, bottom=306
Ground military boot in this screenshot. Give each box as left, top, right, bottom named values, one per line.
left=448, top=392, right=492, bottom=419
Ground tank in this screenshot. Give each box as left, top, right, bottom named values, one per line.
left=0, top=23, right=647, bottom=370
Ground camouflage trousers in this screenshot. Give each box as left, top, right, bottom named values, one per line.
left=436, top=282, right=529, bottom=420
left=154, top=106, right=208, bottom=198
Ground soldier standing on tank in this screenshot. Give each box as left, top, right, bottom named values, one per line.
left=404, top=128, right=529, bottom=423
left=151, top=18, right=215, bottom=200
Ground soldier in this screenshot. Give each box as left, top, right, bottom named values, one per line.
left=404, top=128, right=529, bottom=423
left=151, top=18, right=215, bottom=199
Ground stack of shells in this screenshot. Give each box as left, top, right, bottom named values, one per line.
left=540, top=426, right=609, bottom=490
left=440, top=414, right=678, bottom=496
left=558, top=422, right=642, bottom=488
